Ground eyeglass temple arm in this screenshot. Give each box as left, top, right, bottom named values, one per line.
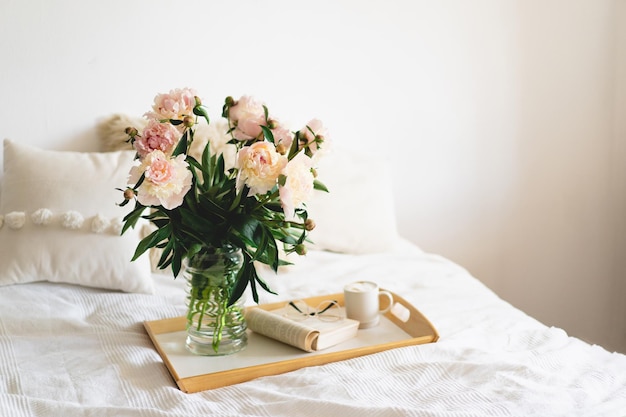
left=288, top=300, right=338, bottom=315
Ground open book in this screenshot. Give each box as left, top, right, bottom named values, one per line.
left=246, top=306, right=360, bottom=352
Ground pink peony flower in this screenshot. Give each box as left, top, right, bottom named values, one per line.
left=145, top=87, right=197, bottom=121
left=228, top=95, right=266, bottom=141
left=299, top=118, right=328, bottom=155
left=128, top=150, right=192, bottom=210
left=236, top=141, right=287, bottom=195
left=279, top=152, right=314, bottom=219
left=134, top=119, right=180, bottom=158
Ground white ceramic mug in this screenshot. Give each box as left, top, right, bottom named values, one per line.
left=343, top=281, right=394, bottom=329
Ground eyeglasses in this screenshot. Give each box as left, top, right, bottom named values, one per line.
left=284, top=299, right=344, bottom=322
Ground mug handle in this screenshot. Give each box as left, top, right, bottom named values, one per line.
left=379, top=290, right=394, bottom=314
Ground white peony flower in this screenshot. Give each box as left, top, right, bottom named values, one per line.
left=279, top=152, right=315, bottom=220
left=236, top=141, right=287, bottom=195
left=128, top=151, right=193, bottom=210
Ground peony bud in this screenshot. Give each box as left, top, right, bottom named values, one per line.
left=125, top=127, right=138, bottom=138
left=275, top=143, right=287, bottom=155
left=123, top=188, right=136, bottom=200
left=305, top=218, right=316, bottom=231
left=194, top=96, right=202, bottom=106
left=183, top=115, right=195, bottom=128
left=298, top=136, right=308, bottom=150
left=225, top=96, right=235, bottom=107
left=295, top=244, right=307, bottom=256
left=267, top=119, right=277, bottom=129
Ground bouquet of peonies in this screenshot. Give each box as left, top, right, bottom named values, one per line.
left=119, top=88, right=328, bottom=305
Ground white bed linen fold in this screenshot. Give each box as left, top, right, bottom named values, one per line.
left=1, top=239, right=625, bottom=417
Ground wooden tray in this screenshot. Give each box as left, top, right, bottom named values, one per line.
left=144, top=291, right=438, bottom=393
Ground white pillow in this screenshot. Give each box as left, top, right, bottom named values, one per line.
left=307, top=146, right=398, bottom=253
left=0, top=139, right=153, bottom=293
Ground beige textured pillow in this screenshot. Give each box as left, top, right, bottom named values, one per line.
left=96, top=113, right=147, bottom=152
left=0, top=139, right=153, bottom=293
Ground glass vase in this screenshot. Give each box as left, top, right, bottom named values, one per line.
left=183, top=245, right=247, bottom=355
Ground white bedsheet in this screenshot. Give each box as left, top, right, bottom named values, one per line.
left=1, top=239, right=625, bottom=417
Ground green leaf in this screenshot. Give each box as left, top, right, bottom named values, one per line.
left=186, top=156, right=205, bottom=196
left=230, top=250, right=276, bottom=306
left=288, top=131, right=301, bottom=159
left=228, top=184, right=247, bottom=212
left=193, top=104, right=210, bottom=125
left=150, top=217, right=170, bottom=228
left=201, top=142, right=212, bottom=186
left=142, top=210, right=166, bottom=220
left=249, top=272, right=259, bottom=304
left=277, top=233, right=298, bottom=245
left=196, top=199, right=227, bottom=223
left=186, top=154, right=202, bottom=171
left=215, top=154, right=226, bottom=185
left=313, top=179, right=329, bottom=192
left=171, top=250, right=182, bottom=277
left=254, top=273, right=277, bottom=295
left=263, top=105, right=269, bottom=122
left=172, top=130, right=189, bottom=156
left=251, top=226, right=269, bottom=262
left=234, top=216, right=261, bottom=246
left=179, top=207, right=218, bottom=231
left=131, top=224, right=171, bottom=261
left=260, top=125, right=275, bottom=144
left=277, top=258, right=293, bottom=267
left=157, top=240, right=174, bottom=268
left=228, top=262, right=251, bottom=306
left=254, top=232, right=279, bottom=271
left=121, top=202, right=147, bottom=234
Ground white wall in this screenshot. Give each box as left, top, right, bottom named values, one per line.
left=0, top=0, right=624, bottom=353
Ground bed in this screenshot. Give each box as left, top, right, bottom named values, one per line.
left=1, top=129, right=626, bottom=416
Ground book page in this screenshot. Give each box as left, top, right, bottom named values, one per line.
left=246, top=308, right=319, bottom=352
